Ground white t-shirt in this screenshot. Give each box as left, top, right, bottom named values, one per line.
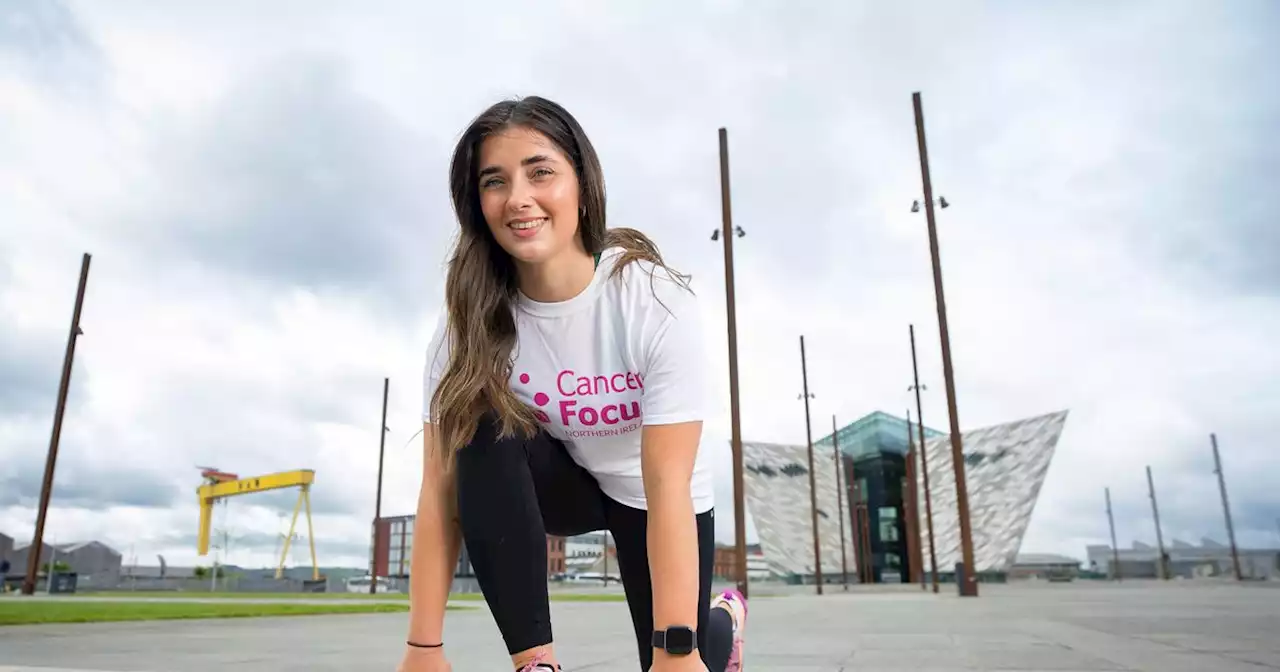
left=422, top=246, right=716, bottom=514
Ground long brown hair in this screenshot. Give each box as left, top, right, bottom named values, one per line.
left=430, top=96, right=689, bottom=464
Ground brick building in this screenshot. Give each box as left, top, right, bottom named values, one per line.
left=547, top=535, right=566, bottom=575
left=713, top=543, right=773, bottom=582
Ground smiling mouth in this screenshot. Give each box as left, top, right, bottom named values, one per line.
left=509, top=218, right=547, bottom=231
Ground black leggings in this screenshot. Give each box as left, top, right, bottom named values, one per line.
left=456, top=413, right=734, bottom=671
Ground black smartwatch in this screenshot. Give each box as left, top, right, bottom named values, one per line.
left=651, top=625, right=696, bottom=656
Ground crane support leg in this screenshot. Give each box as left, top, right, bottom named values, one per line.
left=276, top=489, right=306, bottom=580
left=197, top=497, right=214, bottom=556
left=304, top=485, right=319, bottom=581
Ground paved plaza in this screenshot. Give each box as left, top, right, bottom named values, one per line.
left=1, top=581, right=1278, bottom=671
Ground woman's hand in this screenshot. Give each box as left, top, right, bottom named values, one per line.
left=396, top=644, right=451, bottom=672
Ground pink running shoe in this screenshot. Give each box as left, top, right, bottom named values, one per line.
left=517, top=651, right=559, bottom=671
left=710, top=588, right=748, bottom=670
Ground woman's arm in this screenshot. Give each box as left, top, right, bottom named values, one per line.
left=405, top=422, right=463, bottom=647
left=641, top=420, right=705, bottom=670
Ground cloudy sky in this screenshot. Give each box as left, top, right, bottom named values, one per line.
left=2, top=0, right=1277, bottom=573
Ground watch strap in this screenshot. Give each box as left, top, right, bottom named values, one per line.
left=650, top=625, right=696, bottom=655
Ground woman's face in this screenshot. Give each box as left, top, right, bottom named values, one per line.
left=477, top=125, right=581, bottom=267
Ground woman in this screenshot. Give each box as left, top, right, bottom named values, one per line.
left=397, top=96, right=748, bottom=672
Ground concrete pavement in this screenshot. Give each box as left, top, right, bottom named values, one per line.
left=1, top=581, right=1278, bottom=670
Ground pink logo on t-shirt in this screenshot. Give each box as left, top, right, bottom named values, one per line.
left=518, top=372, right=551, bottom=422
left=518, top=370, right=643, bottom=437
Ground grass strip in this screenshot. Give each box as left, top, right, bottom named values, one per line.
left=86, top=591, right=408, bottom=601
left=0, top=600, right=414, bottom=625
left=87, top=590, right=629, bottom=602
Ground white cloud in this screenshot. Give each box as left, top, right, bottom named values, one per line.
left=2, top=0, right=1277, bottom=575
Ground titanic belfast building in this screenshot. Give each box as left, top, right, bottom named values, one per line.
left=741, top=410, right=1069, bottom=584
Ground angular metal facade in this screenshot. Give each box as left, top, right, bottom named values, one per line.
left=918, top=410, right=1069, bottom=573
left=740, top=410, right=1069, bottom=578
left=741, top=439, right=854, bottom=578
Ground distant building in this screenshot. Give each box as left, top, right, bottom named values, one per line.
left=547, top=535, right=566, bottom=575
left=369, top=515, right=566, bottom=581
left=564, top=550, right=621, bottom=582
left=5, top=536, right=122, bottom=585
left=713, top=543, right=772, bottom=581
left=1009, top=553, right=1081, bottom=580
left=561, top=532, right=613, bottom=574
left=741, top=410, right=1069, bottom=584
left=1086, top=539, right=1280, bottom=580
left=0, top=532, right=14, bottom=570
left=0, top=532, right=14, bottom=585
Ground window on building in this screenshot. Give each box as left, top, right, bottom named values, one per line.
left=879, top=507, right=898, bottom=542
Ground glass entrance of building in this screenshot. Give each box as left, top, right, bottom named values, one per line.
left=818, top=411, right=943, bottom=584
left=845, top=451, right=909, bottom=583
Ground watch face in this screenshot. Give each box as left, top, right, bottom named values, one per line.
left=665, top=626, right=696, bottom=655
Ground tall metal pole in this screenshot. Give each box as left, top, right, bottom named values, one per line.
left=1105, top=487, right=1121, bottom=581
left=832, top=415, right=849, bottom=591
left=371, top=377, right=389, bottom=594
left=909, top=324, right=939, bottom=593
left=1146, top=466, right=1168, bottom=580
left=799, top=335, right=823, bottom=595
left=912, top=92, right=977, bottom=596
left=718, top=127, right=749, bottom=599
left=22, top=253, right=91, bottom=596
left=904, top=410, right=922, bottom=587
left=1211, top=434, right=1243, bottom=581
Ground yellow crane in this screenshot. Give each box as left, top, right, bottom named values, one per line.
left=196, top=467, right=320, bottom=580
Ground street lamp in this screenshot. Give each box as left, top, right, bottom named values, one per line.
left=1146, top=466, right=1168, bottom=580
left=796, top=337, right=822, bottom=596
left=910, top=197, right=949, bottom=213
left=907, top=323, right=939, bottom=594
left=372, top=377, right=389, bottom=594
left=1105, top=487, right=1121, bottom=581
left=911, top=91, right=977, bottom=596
left=714, top=127, right=749, bottom=599
left=23, top=252, right=91, bottom=596
left=831, top=415, right=849, bottom=591
left=1210, top=434, right=1243, bottom=581
left=711, top=226, right=745, bottom=241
